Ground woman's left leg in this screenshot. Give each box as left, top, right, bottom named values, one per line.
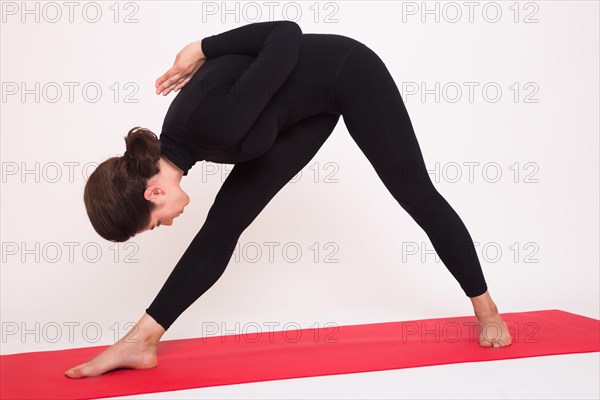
left=65, top=113, right=341, bottom=378
left=144, top=113, right=340, bottom=331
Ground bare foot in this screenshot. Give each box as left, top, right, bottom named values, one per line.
left=470, top=290, right=512, bottom=348
left=64, top=313, right=165, bottom=378
left=476, top=311, right=513, bottom=348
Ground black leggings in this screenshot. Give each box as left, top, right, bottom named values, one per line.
left=146, top=43, right=488, bottom=331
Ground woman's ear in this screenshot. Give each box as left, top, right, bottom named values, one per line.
left=144, top=185, right=163, bottom=203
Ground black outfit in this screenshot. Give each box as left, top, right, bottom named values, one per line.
left=147, top=20, right=488, bottom=331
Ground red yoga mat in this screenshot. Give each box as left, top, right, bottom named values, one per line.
left=1, top=309, right=598, bottom=400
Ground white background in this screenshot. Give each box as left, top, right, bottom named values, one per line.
left=1, top=2, right=598, bottom=394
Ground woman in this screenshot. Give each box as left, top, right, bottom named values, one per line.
left=66, top=20, right=511, bottom=378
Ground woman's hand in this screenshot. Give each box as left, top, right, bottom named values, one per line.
left=155, top=40, right=206, bottom=96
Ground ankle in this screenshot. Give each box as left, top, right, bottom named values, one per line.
left=474, top=304, right=499, bottom=318
left=469, top=290, right=499, bottom=316
left=120, top=327, right=161, bottom=347
left=120, top=314, right=165, bottom=346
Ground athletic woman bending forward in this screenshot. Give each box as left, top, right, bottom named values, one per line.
left=65, top=20, right=512, bottom=378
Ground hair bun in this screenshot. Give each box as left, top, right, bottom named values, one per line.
left=122, top=127, right=161, bottom=178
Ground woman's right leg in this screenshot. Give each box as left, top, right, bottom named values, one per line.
left=333, top=43, right=511, bottom=347
left=65, top=113, right=341, bottom=378
left=334, top=42, right=489, bottom=298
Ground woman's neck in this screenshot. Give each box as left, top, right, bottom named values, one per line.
left=159, top=156, right=184, bottom=180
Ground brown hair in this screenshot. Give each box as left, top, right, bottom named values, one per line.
left=83, top=127, right=161, bottom=242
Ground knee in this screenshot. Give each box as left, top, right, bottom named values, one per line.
left=388, top=170, right=439, bottom=213
left=378, top=161, right=436, bottom=203
left=396, top=182, right=439, bottom=213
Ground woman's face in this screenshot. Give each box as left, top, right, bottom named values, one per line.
left=142, top=182, right=190, bottom=232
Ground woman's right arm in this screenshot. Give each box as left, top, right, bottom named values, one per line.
left=189, top=20, right=302, bottom=149
left=155, top=41, right=206, bottom=95
left=200, top=20, right=298, bottom=58
left=156, top=20, right=301, bottom=118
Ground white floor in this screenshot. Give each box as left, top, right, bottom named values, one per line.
left=109, top=352, right=599, bottom=399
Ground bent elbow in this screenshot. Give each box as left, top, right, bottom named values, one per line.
left=277, top=20, right=302, bottom=35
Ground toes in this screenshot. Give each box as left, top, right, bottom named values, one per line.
left=65, top=363, right=91, bottom=378
left=492, top=337, right=513, bottom=348
left=65, top=368, right=80, bottom=378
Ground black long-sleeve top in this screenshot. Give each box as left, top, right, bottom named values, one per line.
left=159, top=20, right=360, bottom=174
